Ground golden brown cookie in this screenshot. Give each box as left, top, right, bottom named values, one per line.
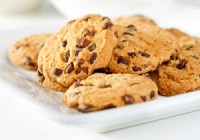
left=179, top=36, right=200, bottom=46
left=38, top=14, right=118, bottom=92
left=8, top=34, right=51, bottom=70
left=157, top=44, right=200, bottom=96
left=107, top=23, right=178, bottom=74
left=63, top=73, right=158, bottom=112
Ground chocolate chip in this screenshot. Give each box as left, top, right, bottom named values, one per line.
left=103, top=104, right=116, bottom=110
left=73, top=81, right=83, bottom=88
left=117, top=57, right=129, bottom=65
left=177, top=60, right=187, bottom=69
left=176, top=60, right=187, bottom=69
left=90, top=52, right=97, bottom=64
left=38, top=65, right=43, bottom=73
left=93, top=68, right=111, bottom=74
left=37, top=70, right=43, bottom=76
left=79, top=104, right=93, bottom=112
left=75, top=49, right=81, bottom=56
left=83, top=29, right=95, bottom=37
left=122, top=95, right=134, bottom=104
left=99, top=84, right=111, bottom=88
left=39, top=76, right=45, bottom=83
left=61, top=40, right=67, bottom=47
left=123, top=32, right=134, bottom=36
left=114, top=31, right=119, bottom=38
left=24, top=56, right=35, bottom=66
left=127, top=25, right=137, bottom=31
left=127, top=52, right=136, bottom=58
left=141, top=96, right=146, bottom=101
left=162, top=61, right=169, bottom=65
left=139, top=51, right=150, bottom=58
left=75, top=68, right=82, bottom=75
left=132, top=66, right=142, bottom=72
left=150, top=90, right=155, bottom=98
left=102, top=22, right=113, bottom=30
left=186, top=45, right=193, bottom=50
left=76, top=38, right=91, bottom=48
left=115, top=45, right=122, bottom=50
left=66, top=63, right=74, bottom=74
left=53, top=68, right=62, bottom=76
left=63, top=51, right=70, bottom=62
left=88, top=44, right=96, bottom=52
left=101, top=17, right=110, bottom=21
left=170, top=55, right=178, bottom=60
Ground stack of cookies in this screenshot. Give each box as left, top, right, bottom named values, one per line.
left=8, top=14, right=200, bottom=112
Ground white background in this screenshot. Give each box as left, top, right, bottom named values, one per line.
left=0, top=1, right=200, bottom=140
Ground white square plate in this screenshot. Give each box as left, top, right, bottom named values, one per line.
left=0, top=24, right=200, bottom=133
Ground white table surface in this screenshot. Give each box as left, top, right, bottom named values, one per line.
left=0, top=2, right=200, bottom=140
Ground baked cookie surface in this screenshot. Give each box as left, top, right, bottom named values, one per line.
left=167, top=28, right=188, bottom=39
left=107, top=23, right=178, bottom=74
left=8, top=34, right=51, bottom=70
left=38, top=14, right=118, bottom=92
left=114, top=15, right=157, bottom=26
left=157, top=44, right=200, bottom=96
left=63, top=73, right=158, bottom=112
left=179, top=36, right=200, bottom=46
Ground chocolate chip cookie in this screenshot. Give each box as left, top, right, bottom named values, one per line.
left=107, top=23, right=178, bottom=74
left=8, top=34, right=51, bottom=70
left=63, top=73, right=158, bottom=112
left=157, top=44, right=200, bottom=96
left=38, top=14, right=118, bottom=92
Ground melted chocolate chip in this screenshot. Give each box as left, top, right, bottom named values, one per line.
left=63, top=51, right=70, bottom=62
left=127, top=52, right=136, bottom=58
left=76, top=38, right=91, bottom=48
left=117, top=57, right=129, bottom=65
left=24, top=56, right=35, bottom=66
left=53, top=68, right=63, bottom=76
left=186, top=45, right=193, bottom=50
left=88, top=44, right=96, bottom=52
left=15, top=46, right=21, bottom=50
left=82, top=16, right=90, bottom=21
left=61, top=40, right=67, bottom=47
left=127, top=25, right=137, bottom=31
left=37, top=70, right=43, bottom=76
left=66, top=63, right=74, bottom=74
left=150, top=90, right=155, bottom=98
left=102, top=22, right=113, bottom=30
left=122, top=95, right=134, bottom=104
left=103, top=104, right=116, bottom=110
left=75, top=59, right=84, bottom=66
left=177, top=60, right=187, bottom=69
left=139, top=51, right=150, bottom=58
left=90, top=52, right=97, bottom=64
left=115, top=45, right=122, bottom=50
left=123, top=32, right=134, bottom=36
left=83, top=29, right=95, bottom=37
left=132, top=66, right=142, bottom=72
left=170, top=55, right=178, bottom=60
left=141, top=96, right=146, bottom=101
left=75, top=68, right=82, bottom=74
left=121, top=40, right=127, bottom=42
left=101, top=17, right=110, bottom=21
left=75, top=49, right=81, bottom=56
left=99, top=84, right=112, bottom=88
left=162, top=61, right=169, bottom=65
left=93, top=68, right=111, bottom=74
